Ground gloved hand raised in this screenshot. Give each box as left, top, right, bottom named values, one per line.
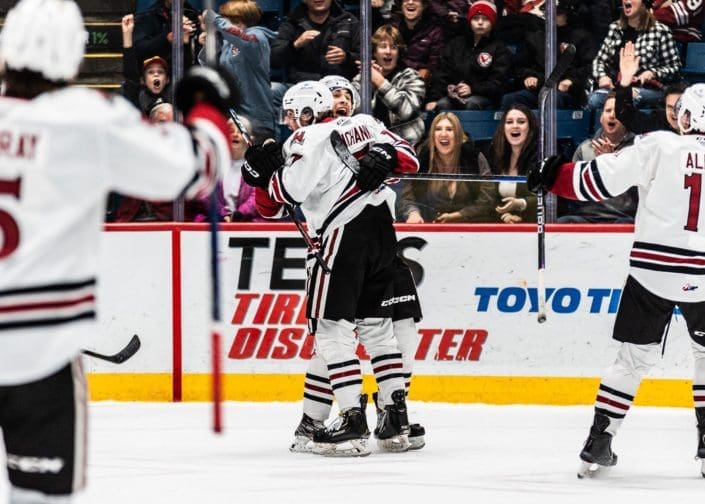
left=241, top=140, right=284, bottom=189
left=357, top=143, right=398, bottom=191
left=527, top=154, right=568, bottom=194
left=175, top=65, right=239, bottom=117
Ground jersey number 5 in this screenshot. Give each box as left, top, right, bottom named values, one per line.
left=0, top=177, right=21, bottom=259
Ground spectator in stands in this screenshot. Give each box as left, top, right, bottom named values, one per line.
left=427, top=0, right=472, bottom=37
left=615, top=41, right=688, bottom=133
left=652, top=0, right=704, bottom=43
left=426, top=1, right=512, bottom=111
left=494, top=0, right=546, bottom=46
left=487, top=103, right=538, bottom=223
left=133, top=0, right=201, bottom=66
left=558, top=92, right=638, bottom=223
left=221, top=117, right=266, bottom=222
left=391, top=0, right=445, bottom=84
left=202, top=1, right=277, bottom=141
left=121, top=14, right=173, bottom=114
left=587, top=0, right=681, bottom=111
left=401, top=111, right=495, bottom=222
left=352, top=25, right=426, bottom=146
left=499, top=0, right=597, bottom=110
left=589, top=0, right=620, bottom=45
left=270, top=0, right=360, bottom=110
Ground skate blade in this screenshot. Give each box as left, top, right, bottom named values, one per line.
left=289, top=436, right=314, bottom=453
left=312, top=438, right=371, bottom=457
left=701, top=459, right=705, bottom=478
left=377, top=434, right=410, bottom=453
left=577, top=460, right=613, bottom=479
left=408, top=435, right=425, bottom=450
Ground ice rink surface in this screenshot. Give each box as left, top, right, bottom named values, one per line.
left=1, top=401, right=703, bottom=503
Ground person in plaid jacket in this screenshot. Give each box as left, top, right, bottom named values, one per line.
left=587, top=0, right=681, bottom=111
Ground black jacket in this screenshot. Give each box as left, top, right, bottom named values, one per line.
left=615, top=83, right=677, bottom=134
left=429, top=28, right=512, bottom=104
left=271, top=1, right=360, bottom=81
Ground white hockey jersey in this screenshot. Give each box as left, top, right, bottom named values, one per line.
left=256, top=114, right=418, bottom=239
left=552, top=130, right=705, bottom=302
left=0, top=88, right=229, bottom=384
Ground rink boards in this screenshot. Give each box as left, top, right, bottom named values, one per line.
left=85, top=223, right=696, bottom=407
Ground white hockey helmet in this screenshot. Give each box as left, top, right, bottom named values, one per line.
left=677, top=83, right=705, bottom=134
left=0, top=0, right=86, bottom=82
left=319, top=74, right=359, bottom=113
left=282, top=80, right=333, bottom=128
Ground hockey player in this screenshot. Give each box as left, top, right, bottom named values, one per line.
left=284, top=75, right=425, bottom=454
left=242, top=80, right=420, bottom=456
left=0, top=0, right=234, bottom=501
left=527, top=83, right=705, bottom=478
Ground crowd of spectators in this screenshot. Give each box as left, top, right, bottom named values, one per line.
left=110, top=0, right=705, bottom=224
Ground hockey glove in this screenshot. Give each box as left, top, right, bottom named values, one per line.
left=175, top=65, right=239, bottom=117
left=357, top=143, right=398, bottom=192
left=242, top=140, right=284, bottom=189
left=527, top=154, right=567, bottom=194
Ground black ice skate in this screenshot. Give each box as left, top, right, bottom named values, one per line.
left=373, top=391, right=425, bottom=450
left=375, top=389, right=411, bottom=452
left=289, top=414, right=325, bottom=453
left=312, top=395, right=370, bottom=457
left=577, top=412, right=618, bottom=479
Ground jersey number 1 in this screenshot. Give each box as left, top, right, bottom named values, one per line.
left=0, top=177, right=21, bottom=259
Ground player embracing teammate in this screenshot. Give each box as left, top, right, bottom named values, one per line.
left=242, top=78, right=422, bottom=456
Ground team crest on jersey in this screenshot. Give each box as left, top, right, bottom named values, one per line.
left=477, top=52, right=493, bottom=68
left=291, top=130, right=306, bottom=146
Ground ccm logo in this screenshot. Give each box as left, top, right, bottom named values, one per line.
left=381, top=294, right=416, bottom=307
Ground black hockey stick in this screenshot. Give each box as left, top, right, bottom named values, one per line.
left=536, top=43, right=576, bottom=323
left=82, top=334, right=141, bottom=364
left=230, top=109, right=331, bottom=274
left=332, top=130, right=529, bottom=185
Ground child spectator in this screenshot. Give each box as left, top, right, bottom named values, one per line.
left=426, top=1, right=512, bottom=111
left=121, top=14, right=172, bottom=115
left=203, top=1, right=277, bottom=140
left=352, top=25, right=426, bottom=146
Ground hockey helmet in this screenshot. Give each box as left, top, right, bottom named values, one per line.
left=0, top=0, right=86, bottom=82
left=319, top=74, right=360, bottom=113
left=282, top=80, right=334, bottom=128
left=676, top=83, right=705, bottom=134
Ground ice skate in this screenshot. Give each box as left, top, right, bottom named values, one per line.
left=375, top=389, right=411, bottom=452
left=577, top=412, right=618, bottom=479
left=373, top=391, right=424, bottom=450
left=312, top=395, right=371, bottom=457
left=289, top=414, right=325, bottom=453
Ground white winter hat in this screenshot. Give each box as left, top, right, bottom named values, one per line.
left=0, top=0, right=87, bottom=81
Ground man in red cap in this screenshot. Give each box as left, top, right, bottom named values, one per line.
left=425, top=0, right=512, bottom=111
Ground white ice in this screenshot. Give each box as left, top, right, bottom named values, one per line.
left=1, top=402, right=703, bottom=503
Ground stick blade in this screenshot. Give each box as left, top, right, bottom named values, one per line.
left=544, top=44, right=576, bottom=90
left=113, top=334, right=141, bottom=363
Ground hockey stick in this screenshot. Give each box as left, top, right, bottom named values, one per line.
left=536, top=43, right=576, bottom=323
left=82, top=334, right=141, bottom=364
left=203, top=0, right=223, bottom=433
left=229, top=109, right=331, bottom=274
left=331, top=130, right=528, bottom=184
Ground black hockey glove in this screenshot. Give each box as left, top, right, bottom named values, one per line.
left=242, top=140, right=284, bottom=189
left=527, top=154, right=568, bottom=194
left=357, top=143, right=398, bottom=192
left=175, top=65, right=239, bottom=117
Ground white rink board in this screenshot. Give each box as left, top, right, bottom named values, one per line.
left=85, top=225, right=692, bottom=380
